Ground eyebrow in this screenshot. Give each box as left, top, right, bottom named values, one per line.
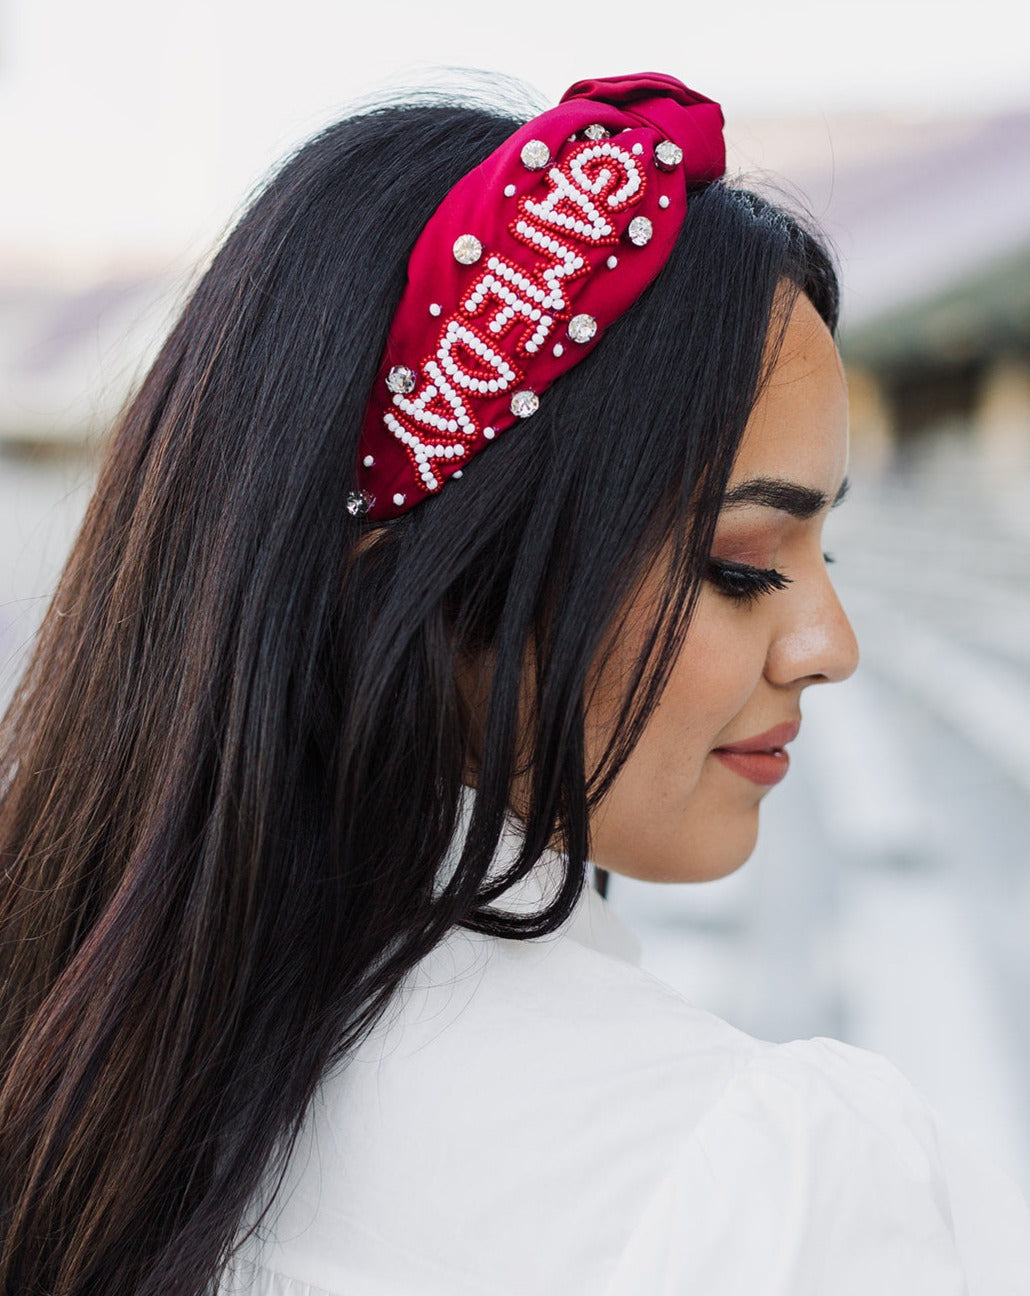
left=720, top=476, right=850, bottom=519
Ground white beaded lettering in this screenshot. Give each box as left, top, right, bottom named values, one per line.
left=370, top=130, right=651, bottom=506
left=383, top=412, right=466, bottom=492
left=566, top=142, right=642, bottom=209
left=437, top=319, right=518, bottom=394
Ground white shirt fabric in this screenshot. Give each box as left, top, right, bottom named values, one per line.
left=221, top=792, right=1030, bottom=1295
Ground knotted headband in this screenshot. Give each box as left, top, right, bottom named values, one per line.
left=349, top=72, right=726, bottom=520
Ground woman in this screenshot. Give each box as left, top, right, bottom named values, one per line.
left=0, top=72, right=1026, bottom=1296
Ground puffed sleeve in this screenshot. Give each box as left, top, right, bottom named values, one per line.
left=603, top=1037, right=1030, bottom=1296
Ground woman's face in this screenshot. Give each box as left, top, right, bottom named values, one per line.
left=585, top=288, right=859, bottom=882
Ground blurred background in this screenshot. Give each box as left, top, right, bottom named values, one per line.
left=1, top=0, right=1028, bottom=1189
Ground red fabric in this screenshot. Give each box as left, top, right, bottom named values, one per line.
left=355, top=73, right=725, bottom=519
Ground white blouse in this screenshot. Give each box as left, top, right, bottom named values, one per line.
left=220, top=795, right=1030, bottom=1295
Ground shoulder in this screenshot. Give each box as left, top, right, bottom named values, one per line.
left=712, top=1033, right=948, bottom=1167
left=233, top=949, right=1030, bottom=1296
left=606, top=1034, right=1030, bottom=1295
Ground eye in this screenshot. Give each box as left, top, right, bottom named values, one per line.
left=706, top=558, right=792, bottom=607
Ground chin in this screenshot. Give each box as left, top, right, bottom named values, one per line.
left=597, top=806, right=761, bottom=884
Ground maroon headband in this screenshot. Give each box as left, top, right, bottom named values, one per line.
left=349, top=72, right=725, bottom=520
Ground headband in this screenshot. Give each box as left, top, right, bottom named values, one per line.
left=348, top=72, right=725, bottom=520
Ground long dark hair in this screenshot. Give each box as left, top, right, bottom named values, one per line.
left=0, top=86, right=838, bottom=1295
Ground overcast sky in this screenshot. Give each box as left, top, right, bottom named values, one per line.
left=1, top=0, right=1027, bottom=266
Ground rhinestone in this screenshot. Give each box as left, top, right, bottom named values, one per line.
left=429, top=302, right=442, bottom=315
left=392, top=492, right=406, bottom=507
left=627, top=215, right=653, bottom=247
left=568, top=313, right=597, bottom=344
left=606, top=255, right=618, bottom=269
left=346, top=489, right=373, bottom=517
left=553, top=343, right=564, bottom=357
left=453, top=470, right=463, bottom=478
left=504, top=183, right=516, bottom=197
left=483, top=426, right=496, bottom=439
left=583, top=123, right=610, bottom=140
left=362, top=454, right=375, bottom=468
left=386, top=365, right=416, bottom=394
left=510, top=390, right=539, bottom=419
left=658, top=195, right=670, bottom=209
left=655, top=139, right=684, bottom=170
left=453, top=234, right=482, bottom=265
left=520, top=139, right=550, bottom=170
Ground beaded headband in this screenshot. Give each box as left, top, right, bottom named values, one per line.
left=349, top=72, right=725, bottom=520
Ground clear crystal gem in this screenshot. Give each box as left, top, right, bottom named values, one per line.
left=654, top=140, right=684, bottom=170
left=346, top=489, right=373, bottom=517
left=627, top=215, right=653, bottom=247
left=510, top=390, right=539, bottom=418
left=520, top=139, right=550, bottom=170
left=568, top=313, right=597, bottom=343
left=583, top=123, right=610, bottom=140
left=386, top=365, right=416, bottom=394
left=452, top=234, right=482, bottom=265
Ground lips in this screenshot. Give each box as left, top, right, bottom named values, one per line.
left=712, top=721, right=800, bottom=787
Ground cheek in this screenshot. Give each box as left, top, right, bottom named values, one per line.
left=586, top=596, right=773, bottom=881
left=662, top=596, right=769, bottom=750
left=615, top=594, right=770, bottom=794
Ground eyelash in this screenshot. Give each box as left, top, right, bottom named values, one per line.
left=707, top=552, right=837, bottom=606
left=706, top=558, right=792, bottom=606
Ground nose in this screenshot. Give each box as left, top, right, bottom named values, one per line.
left=765, top=569, right=860, bottom=688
